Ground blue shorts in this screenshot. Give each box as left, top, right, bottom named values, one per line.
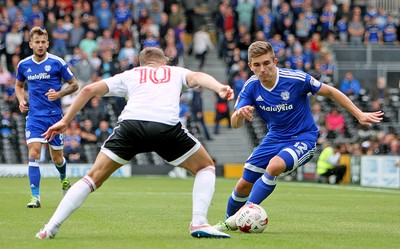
left=242, top=136, right=317, bottom=183
left=26, top=115, right=64, bottom=150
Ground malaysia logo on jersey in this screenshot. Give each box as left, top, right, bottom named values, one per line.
left=259, top=103, right=293, bottom=112
left=27, top=73, right=51, bottom=80
left=281, top=91, right=290, bottom=101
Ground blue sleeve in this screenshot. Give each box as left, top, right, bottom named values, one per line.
left=233, top=82, right=254, bottom=111
left=61, top=63, right=74, bottom=81
left=16, top=63, right=26, bottom=82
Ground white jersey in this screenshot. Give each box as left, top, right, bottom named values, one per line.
left=103, top=66, right=191, bottom=125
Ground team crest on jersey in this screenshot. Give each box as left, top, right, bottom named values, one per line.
left=26, top=130, right=31, bottom=138
left=281, top=91, right=290, bottom=101
left=310, top=77, right=321, bottom=87
left=44, top=65, right=51, bottom=72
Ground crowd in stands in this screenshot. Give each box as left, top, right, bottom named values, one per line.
left=1, top=0, right=400, bottom=164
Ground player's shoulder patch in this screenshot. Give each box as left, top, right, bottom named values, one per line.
left=310, top=76, right=321, bottom=88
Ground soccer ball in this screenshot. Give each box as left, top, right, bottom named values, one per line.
left=235, top=204, right=268, bottom=233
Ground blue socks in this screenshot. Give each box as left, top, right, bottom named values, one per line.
left=226, top=190, right=249, bottom=218
left=55, top=157, right=67, bottom=180
left=248, top=172, right=277, bottom=204
left=28, top=159, right=40, bottom=198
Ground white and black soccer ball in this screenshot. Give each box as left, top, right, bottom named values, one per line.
left=235, top=204, right=268, bottom=233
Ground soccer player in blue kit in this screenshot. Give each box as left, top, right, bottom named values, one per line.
left=15, top=27, right=79, bottom=208
left=215, top=41, right=384, bottom=231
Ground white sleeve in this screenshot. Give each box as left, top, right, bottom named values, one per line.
left=103, top=74, right=128, bottom=98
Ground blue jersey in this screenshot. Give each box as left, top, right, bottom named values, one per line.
left=16, top=52, right=74, bottom=117
left=234, top=68, right=321, bottom=141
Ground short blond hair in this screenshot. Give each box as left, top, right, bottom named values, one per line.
left=29, top=27, right=48, bottom=40
left=139, top=47, right=169, bottom=66
left=248, top=41, right=275, bottom=62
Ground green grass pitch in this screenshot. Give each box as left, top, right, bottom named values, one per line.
left=1, top=177, right=399, bottom=249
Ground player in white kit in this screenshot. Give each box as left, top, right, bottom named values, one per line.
left=35, top=47, right=234, bottom=239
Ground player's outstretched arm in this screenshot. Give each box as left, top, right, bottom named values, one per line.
left=317, top=84, right=384, bottom=126
left=42, top=80, right=109, bottom=141
left=186, top=71, right=234, bottom=101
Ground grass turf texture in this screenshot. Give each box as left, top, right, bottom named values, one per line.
left=1, top=177, right=399, bottom=249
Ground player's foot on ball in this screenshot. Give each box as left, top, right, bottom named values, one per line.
left=225, top=213, right=238, bottom=231
left=27, top=196, right=41, bottom=208
left=61, top=177, right=71, bottom=196
left=190, top=223, right=230, bottom=238
left=35, top=227, right=54, bottom=239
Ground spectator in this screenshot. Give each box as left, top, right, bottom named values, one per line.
left=94, top=0, right=114, bottom=33
left=233, top=69, right=248, bottom=100
left=68, top=18, right=86, bottom=53
left=112, top=21, right=133, bottom=50
left=316, top=142, right=346, bottom=184
left=325, top=106, right=346, bottom=139
left=163, top=34, right=179, bottom=66
left=95, top=120, right=113, bottom=150
left=80, top=118, right=97, bottom=144
left=311, top=102, right=326, bottom=130
left=168, top=3, right=186, bottom=29
left=51, top=18, right=69, bottom=58
left=388, top=139, right=400, bottom=156
left=89, top=50, right=102, bottom=71
left=5, top=23, right=22, bottom=72
left=115, top=0, right=132, bottom=25
left=303, top=4, right=318, bottom=34
left=83, top=96, right=109, bottom=129
left=214, top=90, right=231, bottom=135
left=118, top=39, right=138, bottom=67
left=191, top=87, right=212, bottom=141
left=319, top=2, right=336, bottom=39
left=65, top=138, right=86, bottom=163
left=340, top=72, right=361, bottom=97
left=79, top=31, right=98, bottom=61
left=295, top=12, right=311, bottom=44
left=236, top=0, right=254, bottom=32
left=192, top=25, right=214, bottom=71
left=99, top=49, right=120, bottom=79
left=79, top=118, right=98, bottom=162
left=97, top=29, right=117, bottom=56
left=0, top=65, right=12, bottom=89
left=372, top=76, right=390, bottom=105
left=336, top=16, right=349, bottom=44
left=73, top=52, right=96, bottom=89
left=44, top=12, right=57, bottom=42
left=364, top=17, right=383, bottom=45
left=383, top=14, right=397, bottom=44
left=179, top=96, right=190, bottom=128
left=159, top=12, right=171, bottom=43
left=28, top=4, right=44, bottom=29
left=348, top=13, right=365, bottom=46
left=80, top=0, right=94, bottom=31
left=0, top=107, right=16, bottom=138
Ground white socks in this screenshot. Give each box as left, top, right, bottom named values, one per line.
left=45, top=175, right=96, bottom=234
left=192, top=166, right=215, bottom=226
